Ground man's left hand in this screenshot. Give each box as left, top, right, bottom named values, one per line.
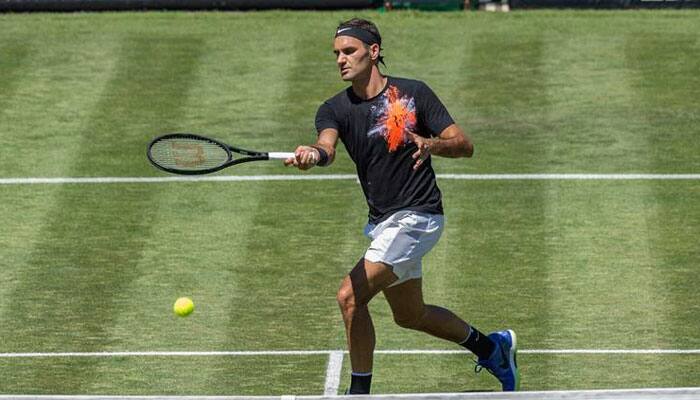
left=408, top=132, right=432, bottom=171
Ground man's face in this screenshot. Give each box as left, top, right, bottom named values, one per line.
left=333, top=36, right=376, bottom=81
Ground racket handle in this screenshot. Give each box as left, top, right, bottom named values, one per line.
left=268, top=152, right=296, bottom=159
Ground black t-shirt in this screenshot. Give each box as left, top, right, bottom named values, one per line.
left=315, top=76, right=455, bottom=224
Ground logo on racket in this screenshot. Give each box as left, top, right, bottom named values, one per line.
left=171, top=142, right=206, bottom=168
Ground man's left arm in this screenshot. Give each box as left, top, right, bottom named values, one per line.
left=409, top=124, right=474, bottom=170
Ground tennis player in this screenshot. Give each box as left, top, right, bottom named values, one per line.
left=285, top=18, right=519, bottom=394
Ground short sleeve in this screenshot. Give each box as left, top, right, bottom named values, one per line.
left=417, top=82, right=455, bottom=137
left=315, top=101, right=339, bottom=134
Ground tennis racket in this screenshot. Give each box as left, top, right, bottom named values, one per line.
left=147, top=133, right=295, bottom=175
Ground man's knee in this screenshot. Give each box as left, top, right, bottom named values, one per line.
left=337, top=280, right=357, bottom=315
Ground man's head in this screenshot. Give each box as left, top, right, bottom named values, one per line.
left=333, top=18, right=384, bottom=82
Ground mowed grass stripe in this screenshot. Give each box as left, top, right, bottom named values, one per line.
left=202, top=22, right=343, bottom=393
left=166, top=15, right=320, bottom=158
left=0, top=42, right=49, bottom=327
left=541, top=182, right=671, bottom=343
left=275, top=19, right=340, bottom=153
left=0, top=35, right=120, bottom=359
left=0, top=42, right=30, bottom=130
left=413, top=32, right=551, bottom=383
left=539, top=20, right=653, bottom=173
left=646, top=182, right=700, bottom=350
left=104, top=185, right=264, bottom=347
left=271, top=23, right=368, bottom=356
left=101, top=25, right=305, bottom=395
left=624, top=32, right=700, bottom=173
left=409, top=181, right=552, bottom=392
left=215, top=182, right=360, bottom=393
left=208, top=21, right=369, bottom=356
left=107, top=19, right=308, bottom=358
left=0, top=356, right=326, bottom=396
left=0, top=187, right=63, bottom=342
left=539, top=31, right=670, bottom=351
left=623, top=36, right=700, bottom=350
left=0, top=33, right=119, bottom=339
left=0, top=37, right=119, bottom=177
left=517, top=353, right=700, bottom=390
left=101, top=184, right=332, bottom=395
left=455, top=24, right=552, bottom=174
left=369, top=353, right=700, bottom=393
left=2, top=36, right=205, bottom=393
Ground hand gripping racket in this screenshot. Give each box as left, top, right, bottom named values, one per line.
left=147, top=133, right=295, bottom=175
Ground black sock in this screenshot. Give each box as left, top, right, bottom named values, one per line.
left=459, top=326, right=496, bottom=359
left=348, top=372, right=372, bottom=394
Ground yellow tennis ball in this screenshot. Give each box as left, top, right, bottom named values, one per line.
left=173, top=297, right=194, bottom=317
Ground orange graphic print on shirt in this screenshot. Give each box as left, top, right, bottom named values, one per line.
left=368, top=85, right=417, bottom=152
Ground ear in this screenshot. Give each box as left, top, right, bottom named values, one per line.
left=369, top=43, right=381, bottom=62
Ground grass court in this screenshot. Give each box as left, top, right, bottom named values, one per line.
left=0, top=9, right=699, bottom=395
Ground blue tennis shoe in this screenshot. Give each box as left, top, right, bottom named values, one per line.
left=475, top=329, right=520, bottom=391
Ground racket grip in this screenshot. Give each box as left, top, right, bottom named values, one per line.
left=268, top=152, right=296, bottom=160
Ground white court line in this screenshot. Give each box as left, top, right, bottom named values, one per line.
left=1, top=349, right=699, bottom=358
left=1, top=174, right=700, bottom=185
left=521, top=349, right=700, bottom=354
left=439, top=173, right=700, bottom=180
left=323, top=351, right=344, bottom=396
left=0, top=350, right=332, bottom=358
left=377, top=349, right=700, bottom=355
left=0, top=175, right=356, bottom=185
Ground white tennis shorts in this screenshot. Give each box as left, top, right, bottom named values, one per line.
left=364, top=210, right=444, bottom=287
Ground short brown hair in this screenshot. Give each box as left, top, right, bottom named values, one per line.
left=336, top=18, right=385, bottom=66
left=337, top=18, right=382, bottom=45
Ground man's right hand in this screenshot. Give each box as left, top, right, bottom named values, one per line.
left=284, top=146, right=319, bottom=170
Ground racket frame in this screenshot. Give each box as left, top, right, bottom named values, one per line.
left=147, top=133, right=292, bottom=175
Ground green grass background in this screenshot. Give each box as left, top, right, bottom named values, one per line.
left=0, top=9, right=699, bottom=395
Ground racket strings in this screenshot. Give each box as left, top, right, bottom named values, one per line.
left=150, top=138, right=230, bottom=171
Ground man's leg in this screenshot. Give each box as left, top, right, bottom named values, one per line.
left=383, top=278, right=479, bottom=343
left=336, top=258, right=397, bottom=394
left=383, top=278, right=519, bottom=391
